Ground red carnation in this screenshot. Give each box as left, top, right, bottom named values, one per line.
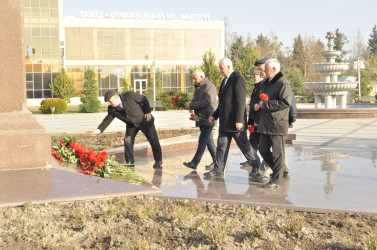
left=172, top=97, right=175, bottom=101
left=172, top=101, right=177, bottom=107
left=248, top=125, right=255, bottom=133
left=191, top=113, right=195, bottom=117
left=189, top=117, right=194, bottom=120
left=259, top=93, right=269, bottom=101
left=175, top=96, right=180, bottom=101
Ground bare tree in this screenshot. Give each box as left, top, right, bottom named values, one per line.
left=351, top=29, right=366, bottom=61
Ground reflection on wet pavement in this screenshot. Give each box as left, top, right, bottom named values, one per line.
left=126, top=145, right=377, bottom=215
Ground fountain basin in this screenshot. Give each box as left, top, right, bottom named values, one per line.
left=321, top=50, right=341, bottom=58
left=305, top=82, right=357, bottom=94
left=312, top=63, right=350, bottom=73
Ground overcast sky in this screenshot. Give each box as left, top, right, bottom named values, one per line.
left=62, top=0, right=377, bottom=49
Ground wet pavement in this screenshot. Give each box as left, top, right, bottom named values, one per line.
left=118, top=143, right=377, bottom=215
left=2, top=111, right=377, bottom=215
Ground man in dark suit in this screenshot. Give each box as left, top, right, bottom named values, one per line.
left=205, top=58, right=261, bottom=177
left=255, top=58, right=292, bottom=188
left=91, top=89, right=162, bottom=169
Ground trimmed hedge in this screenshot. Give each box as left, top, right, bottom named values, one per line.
left=40, top=98, right=67, bottom=114
left=157, top=91, right=190, bottom=110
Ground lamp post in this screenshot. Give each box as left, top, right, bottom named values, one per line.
left=353, top=58, right=365, bottom=102
left=114, top=68, right=124, bottom=92
left=151, top=57, right=157, bottom=102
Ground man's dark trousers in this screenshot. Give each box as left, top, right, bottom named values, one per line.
left=259, top=133, right=285, bottom=183
left=214, top=131, right=259, bottom=173
left=124, top=123, right=162, bottom=164
left=191, top=125, right=216, bottom=165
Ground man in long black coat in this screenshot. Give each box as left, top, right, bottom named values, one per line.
left=205, top=58, right=260, bottom=177
left=91, top=89, right=162, bottom=168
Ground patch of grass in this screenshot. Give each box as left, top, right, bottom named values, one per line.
left=174, top=207, right=193, bottom=222
left=128, top=238, right=150, bottom=250
left=202, top=219, right=231, bottom=247
left=366, top=237, right=377, bottom=250
left=66, top=209, right=86, bottom=225
left=239, top=208, right=251, bottom=217
left=105, top=206, right=126, bottom=217
left=134, top=205, right=156, bottom=220
left=253, top=223, right=267, bottom=239
left=189, top=204, right=206, bottom=214
left=282, top=219, right=304, bottom=234
left=190, top=217, right=207, bottom=231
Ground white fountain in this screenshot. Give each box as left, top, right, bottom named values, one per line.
left=305, top=32, right=357, bottom=109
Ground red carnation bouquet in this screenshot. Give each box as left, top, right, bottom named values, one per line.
left=51, top=138, right=144, bottom=181
left=248, top=125, right=255, bottom=133
left=259, top=93, right=269, bottom=101
left=189, top=110, right=203, bottom=122
left=172, top=95, right=185, bottom=109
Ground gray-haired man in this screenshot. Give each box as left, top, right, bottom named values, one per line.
left=183, top=69, right=217, bottom=170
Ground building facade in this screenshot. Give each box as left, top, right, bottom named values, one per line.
left=23, top=0, right=224, bottom=99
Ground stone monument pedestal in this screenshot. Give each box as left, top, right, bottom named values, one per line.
left=0, top=0, right=50, bottom=170
left=0, top=110, right=51, bottom=170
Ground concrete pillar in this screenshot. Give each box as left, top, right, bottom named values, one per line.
left=339, top=95, right=347, bottom=109
left=332, top=96, right=337, bottom=108
left=0, top=0, right=51, bottom=170
left=324, top=95, right=332, bottom=109
left=315, top=95, right=322, bottom=109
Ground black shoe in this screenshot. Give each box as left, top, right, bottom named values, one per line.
left=204, top=170, right=223, bottom=177
left=153, top=161, right=163, bottom=169
left=250, top=173, right=269, bottom=183
left=262, top=181, right=279, bottom=188
left=205, top=162, right=215, bottom=170
left=240, top=161, right=248, bottom=165
left=183, top=162, right=197, bottom=170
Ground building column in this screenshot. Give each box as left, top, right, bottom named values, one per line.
left=0, top=0, right=50, bottom=170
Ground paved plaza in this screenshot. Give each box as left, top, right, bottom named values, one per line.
left=1, top=110, right=377, bottom=215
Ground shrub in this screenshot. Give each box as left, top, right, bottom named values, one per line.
left=157, top=90, right=190, bottom=110
left=79, top=69, right=102, bottom=113
left=49, top=69, right=77, bottom=103
left=40, top=98, right=67, bottom=114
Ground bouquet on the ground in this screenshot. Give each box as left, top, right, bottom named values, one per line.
left=189, top=110, right=203, bottom=122
left=259, top=93, right=269, bottom=101
left=248, top=125, right=255, bottom=133
left=172, top=95, right=185, bottom=109
left=51, top=138, right=145, bottom=182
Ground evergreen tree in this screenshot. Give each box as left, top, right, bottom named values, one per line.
left=334, top=28, right=349, bottom=62
left=368, top=24, right=377, bottom=56
left=285, top=67, right=304, bottom=95
left=201, top=50, right=223, bottom=91
left=236, top=42, right=259, bottom=94
left=49, top=68, right=77, bottom=103
left=360, top=69, right=373, bottom=96
left=121, top=79, right=133, bottom=93
left=79, top=69, right=102, bottom=113
left=292, top=34, right=305, bottom=69
left=355, top=69, right=373, bottom=99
